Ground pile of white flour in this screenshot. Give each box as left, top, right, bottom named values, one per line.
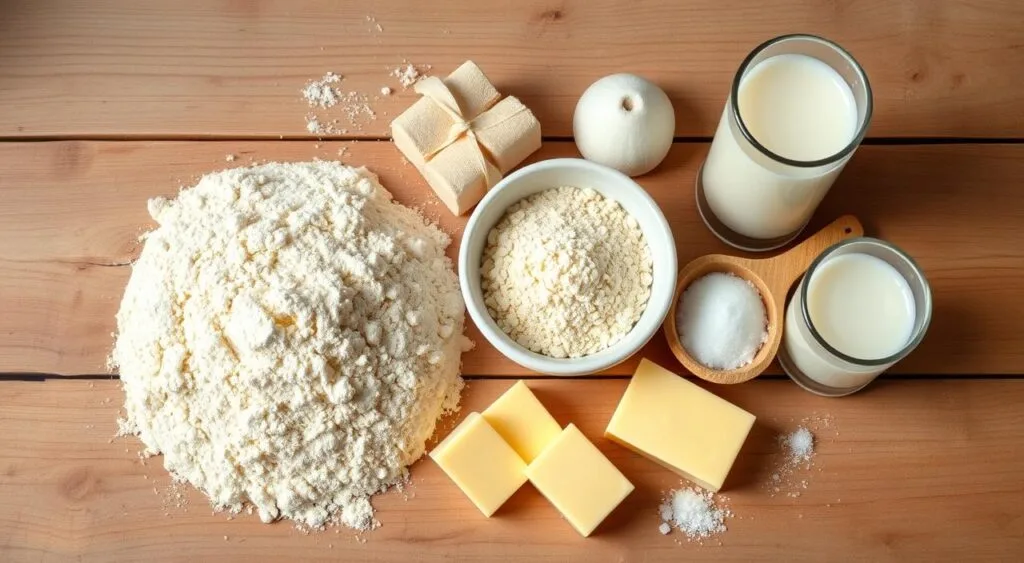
left=113, top=161, right=468, bottom=530
left=481, top=186, right=652, bottom=358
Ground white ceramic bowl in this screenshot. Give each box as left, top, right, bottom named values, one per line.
left=459, top=158, right=677, bottom=376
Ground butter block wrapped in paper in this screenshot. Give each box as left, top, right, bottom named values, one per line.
left=391, top=61, right=542, bottom=215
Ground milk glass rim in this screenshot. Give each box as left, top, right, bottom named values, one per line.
left=730, top=34, right=874, bottom=169
left=799, top=237, right=932, bottom=367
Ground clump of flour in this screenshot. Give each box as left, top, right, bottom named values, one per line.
left=302, top=72, right=342, bottom=108
left=113, top=162, right=468, bottom=531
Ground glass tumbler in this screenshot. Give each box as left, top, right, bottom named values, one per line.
left=778, top=238, right=933, bottom=397
left=696, top=34, right=873, bottom=251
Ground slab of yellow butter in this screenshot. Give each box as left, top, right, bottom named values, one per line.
left=605, top=358, right=755, bottom=492
left=525, top=424, right=634, bottom=537
left=482, top=380, right=562, bottom=463
left=429, top=412, right=528, bottom=517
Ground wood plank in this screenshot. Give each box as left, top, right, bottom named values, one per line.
left=1, top=1, right=1023, bottom=139
left=0, top=378, right=1021, bottom=561
left=2, top=141, right=1023, bottom=376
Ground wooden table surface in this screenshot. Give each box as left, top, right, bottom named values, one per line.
left=1, top=1, right=1023, bottom=561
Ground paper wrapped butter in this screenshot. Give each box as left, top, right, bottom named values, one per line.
left=391, top=61, right=542, bottom=215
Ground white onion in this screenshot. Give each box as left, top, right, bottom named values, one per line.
left=573, top=73, right=675, bottom=177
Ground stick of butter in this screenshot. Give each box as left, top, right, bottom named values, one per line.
left=482, top=380, right=562, bottom=463
left=429, top=412, right=528, bottom=517
left=525, top=424, right=634, bottom=537
left=605, top=359, right=755, bottom=492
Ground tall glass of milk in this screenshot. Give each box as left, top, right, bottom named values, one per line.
left=697, top=35, right=872, bottom=251
left=779, top=238, right=932, bottom=396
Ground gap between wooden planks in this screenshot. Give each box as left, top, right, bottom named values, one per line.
left=1, top=141, right=1023, bottom=376
left=0, top=378, right=1022, bottom=562
left=0, top=0, right=1022, bottom=138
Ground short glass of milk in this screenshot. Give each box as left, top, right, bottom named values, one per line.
left=779, top=238, right=932, bottom=397
left=697, top=35, right=872, bottom=251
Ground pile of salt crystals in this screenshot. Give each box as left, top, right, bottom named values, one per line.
left=658, top=487, right=731, bottom=540
left=676, top=272, right=768, bottom=370
left=768, top=426, right=818, bottom=498
left=783, top=426, right=815, bottom=463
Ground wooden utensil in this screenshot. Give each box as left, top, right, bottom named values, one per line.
left=664, top=215, right=864, bottom=384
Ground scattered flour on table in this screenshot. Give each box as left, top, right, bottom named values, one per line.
left=301, top=60, right=430, bottom=133
left=391, top=61, right=429, bottom=88
left=365, top=15, right=384, bottom=34
left=302, top=72, right=342, bottom=108
left=658, top=487, right=732, bottom=541
left=481, top=186, right=653, bottom=358
left=158, top=479, right=190, bottom=516
left=113, top=161, right=469, bottom=531
left=306, top=116, right=324, bottom=134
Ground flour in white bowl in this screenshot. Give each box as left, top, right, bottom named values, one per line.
left=481, top=186, right=652, bottom=358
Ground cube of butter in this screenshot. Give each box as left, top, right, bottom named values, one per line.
left=482, top=380, right=562, bottom=463
left=605, top=359, right=755, bottom=492
left=525, top=424, right=634, bottom=537
left=429, top=412, right=528, bottom=517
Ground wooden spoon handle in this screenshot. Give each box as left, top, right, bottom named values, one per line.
left=771, top=215, right=864, bottom=292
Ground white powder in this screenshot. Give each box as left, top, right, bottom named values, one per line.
left=481, top=187, right=653, bottom=358
left=113, top=162, right=468, bottom=531
left=769, top=426, right=815, bottom=499
left=301, top=62, right=427, bottom=133
left=300, top=71, right=381, bottom=133
left=766, top=416, right=833, bottom=498
left=302, top=72, right=342, bottom=108
left=676, top=272, right=768, bottom=370
left=306, top=116, right=322, bottom=134
left=659, top=487, right=731, bottom=540
left=784, top=426, right=815, bottom=463
left=337, top=91, right=376, bottom=126
left=391, top=62, right=427, bottom=88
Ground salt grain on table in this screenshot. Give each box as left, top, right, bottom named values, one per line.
left=658, top=487, right=731, bottom=541
left=766, top=420, right=831, bottom=498
left=676, top=272, right=768, bottom=370
left=784, top=426, right=815, bottom=463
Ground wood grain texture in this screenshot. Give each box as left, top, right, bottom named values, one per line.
left=1, top=0, right=1023, bottom=139
left=0, top=378, right=1021, bottom=562
left=2, top=141, right=1023, bottom=376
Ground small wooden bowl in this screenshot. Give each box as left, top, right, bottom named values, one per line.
left=664, top=215, right=864, bottom=384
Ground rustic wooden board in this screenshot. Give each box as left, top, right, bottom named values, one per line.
left=0, top=378, right=1021, bottom=562
left=1, top=0, right=1023, bottom=139
left=1, top=2, right=1021, bottom=561
left=1, top=141, right=1022, bottom=376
